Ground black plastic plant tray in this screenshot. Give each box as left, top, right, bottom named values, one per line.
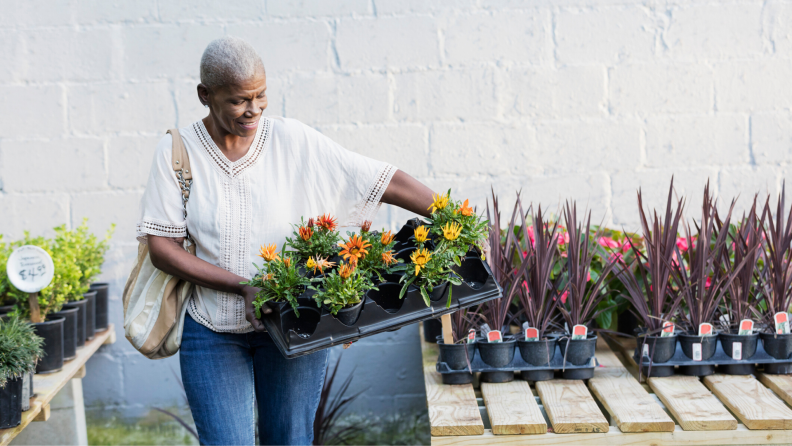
left=436, top=343, right=599, bottom=381
left=635, top=336, right=792, bottom=375
left=261, top=219, right=504, bottom=359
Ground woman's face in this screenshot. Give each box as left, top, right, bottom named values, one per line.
left=199, top=70, right=268, bottom=138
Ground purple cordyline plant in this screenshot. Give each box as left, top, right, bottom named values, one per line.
left=614, top=182, right=685, bottom=334
left=450, top=307, right=486, bottom=344
left=515, top=199, right=562, bottom=340
left=557, top=201, right=617, bottom=331
left=758, top=184, right=792, bottom=329
left=717, top=197, right=767, bottom=332
left=482, top=189, right=522, bottom=333
left=671, top=182, right=754, bottom=333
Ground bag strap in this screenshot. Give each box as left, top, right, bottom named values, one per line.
left=167, top=129, right=192, bottom=220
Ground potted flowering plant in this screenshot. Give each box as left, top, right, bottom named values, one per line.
left=245, top=245, right=311, bottom=318
left=427, top=191, right=489, bottom=258
left=0, top=315, right=43, bottom=429
left=285, top=214, right=342, bottom=266
left=398, top=224, right=463, bottom=307
left=347, top=221, right=405, bottom=283
left=310, top=262, right=376, bottom=326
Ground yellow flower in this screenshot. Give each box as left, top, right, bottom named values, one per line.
left=258, top=244, right=279, bottom=262
left=382, top=250, right=396, bottom=265
left=306, top=257, right=317, bottom=271
left=428, top=193, right=449, bottom=214
left=339, top=234, right=372, bottom=263
left=414, top=225, right=430, bottom=243
left=455, top=199, right=474, bottom=217
left=442, top=222, right=462, bottom=241
left=410, top=248, right=432, bottom=275
left=381, top=230, right=395, bottom=245
left=339, top=262, right=355, bottom=279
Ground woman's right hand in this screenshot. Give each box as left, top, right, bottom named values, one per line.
left=242, top=284, right=269, bottom=332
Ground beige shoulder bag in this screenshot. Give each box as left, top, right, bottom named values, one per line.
left=122, top=129, right=196, bottom=360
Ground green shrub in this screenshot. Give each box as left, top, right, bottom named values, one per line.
left=54, top=219, right=115, bottom=291
left=0, top=236, right=11, bottom=304
left=0, top=314, right=43, bottom=388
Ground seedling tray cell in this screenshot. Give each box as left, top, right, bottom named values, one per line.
left=261, top=219, right=503, bottom=359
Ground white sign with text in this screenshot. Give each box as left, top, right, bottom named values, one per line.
left=6, top=245, right=54, bottom=293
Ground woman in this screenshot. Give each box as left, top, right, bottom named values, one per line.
left=136, top=36, right=435, bottom=445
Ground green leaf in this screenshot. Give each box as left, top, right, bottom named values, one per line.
left=420, top=286, right=430, bottom=307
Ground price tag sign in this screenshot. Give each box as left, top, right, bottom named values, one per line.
left=487, top=330, right=503, bottom=343
left=775, top=312, right=790, bottom=335
left=571, top=324, right=588, bottom=340
left=525, top=327, right=539, bottom=342
left=6, top=245, right=54, bottom=293
left=732, top=342, right=743, bottom=360
left=692, top=343, right=703, bottom=361
left=698, top=323, right=713, bottom=337
left=738, top=319, right=754, bottom=336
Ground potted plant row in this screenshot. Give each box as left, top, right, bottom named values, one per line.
left=0, top=315, right=43, bottom=429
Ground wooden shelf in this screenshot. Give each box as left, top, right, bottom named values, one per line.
left=0, top=324, right=116, bottom=446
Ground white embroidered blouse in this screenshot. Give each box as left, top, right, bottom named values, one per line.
left=136, top=117, right=396, bottom=333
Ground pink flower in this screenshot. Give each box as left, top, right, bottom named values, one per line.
left=609, top=252, right=624, bottom=263
left=587, top=271, right=592, bottom=282
left=522, top=250, right=528, bottom=258
left=622, top=241, right=632, bottom=253
left=705, top=277, right=712, bottom=289
left=526, top=226, right=535, bottom=247
left=598, top=236, right=620, bottom=249
left=676, top=236, right=696, bottom=252
left=560, top=291, right=569, bottom=304
left=556, top=232, right=570, bottom=246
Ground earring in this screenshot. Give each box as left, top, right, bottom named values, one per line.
left=204, top=104, right=209, bottom=108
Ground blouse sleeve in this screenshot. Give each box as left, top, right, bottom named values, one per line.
left=135, top=133, right=188, bottom=244
left=287, top=119, right=397, bottom=227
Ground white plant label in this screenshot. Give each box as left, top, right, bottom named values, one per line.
left=571, top=324, right=587, bottom=340
left=6, top=245, right=54, bottom=293
left=738, top=319, right=754, bottom=336
left=642, top=343, right=649, bottom=357
left=487, top=330, right=503, bottom=343
left=692, top=343, right=703, bottom=361
left=480, top=323, right=492, bottom=337
left=467, top=328, right=476, bottom=344
left=698, top=322, right=713, bottom=337
left=661, top=321, right=675, bottom=337
left=775, top=312, right=790, bottom=335
left=732, top=342, right=742, bottom=360
left=525, top=327, right=539, bottom=342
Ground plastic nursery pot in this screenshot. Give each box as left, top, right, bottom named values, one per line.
left=0, top=376, right=23, bottom=429
left=0, top=305, right=15, bottom=315
left=324, top=300, right=365, bottom=327
left=437, top=338, right=477, bottom=371
left=760, top=332, right=792, bottom=360
left=678, top=332, right=718, bottom=377
left=32, top=316, right=65, bottom=374
left=63, top=300, right=87, bottom=348
left=518, top=336, right=557, bottom=366
left=89, top=282, right=110, bottom=331
left=280, top=306, right=321, bottom=340
left=477, top=335, right=516, bottom=368
left=50, top=307, right=79, bottom=361
left=428, top=282, right=450, bottom=303
left=395, top=247, right=417, bottom=263
left=21, top=372, right=31, bottom=411
left=634, top=334, right=677, bottom=363
left=720, top=332, right=759, bottom=375
left=83, top=290, right=97, bottom=341
left=558, top=334, right=598, bottom=366
left=368, top=284, right=405, bottom=314
left=451, top=255, right=489, bottom=290
left=423, top=318, right=442, bottom=343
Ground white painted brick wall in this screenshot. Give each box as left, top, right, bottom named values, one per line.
left=1, top=0, right=791, bottom=421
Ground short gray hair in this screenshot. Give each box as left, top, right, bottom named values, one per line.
left=200, top=36, right=265, bottom=89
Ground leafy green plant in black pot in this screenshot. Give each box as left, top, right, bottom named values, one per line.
left=245, top=246, right=311, bottom=319
left=311, top=262, right=376, bottom=326
left=0, top=315, right=43, bottom=429
left=286, top=215, right=342, bottom=265
left=614, top=184, right=685, bottom=378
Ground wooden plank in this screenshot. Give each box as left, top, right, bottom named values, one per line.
left=74, top=365, right=86, bottom=379
left=704, top=374, right=792, bottom=430
left=648, top=375, right=737, bottom=431
left=0, top=323, right=115, bottom=446
left=425, top=366, right=485, bottom=436
left=102, top=328, right=117, bottom=345
left=535, top=380, right=608, bottom=434
left=430, top=425, right=792, bottom=445
left=480, top=381, right=546, bottom=435
left=758, top=373, right=792, bottom=407
left=32, top=404, right=50, bottom=422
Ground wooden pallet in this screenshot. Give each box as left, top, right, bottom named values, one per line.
left=0, top=325, right=116, bottom=446
left=421, top=328, right=792, bottom=445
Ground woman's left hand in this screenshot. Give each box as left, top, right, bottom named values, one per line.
left=241, top=284, right=268, bottom=332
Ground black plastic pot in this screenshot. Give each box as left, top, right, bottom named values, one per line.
left=0, top=305, right=15, bottom=315
left=437, top=339, right=476, bottom=370
left=326, top=300, right=364, bottom=326
left=429, top=282, right=450, bottom=303
left=617, top=310, right=639, bottom=336
left=90, top=282, right=110, bottom=331
left=83, top=290, right=97, bottom=341
left=32, top=316, right=65, bottom=374
left=50, top=307, right=79, bottom=361
left=678, top=332, right=717, bottom=376
left=477, top=336, right=516, bottom=368
left=368, top=284, right=405, bottom=314
left=423, top=318, right=442, bottom=342
left=62, top=299, right=87, bottom=348
left=558, top=334, right=597, bottom=366
left=719, top=332, right=759, bottom=375
left=517, top=336, right=556, bottom=366
left=395, top=247, right=416, bottom=263
left=634, top=334, right=677, bottom=363
left=21, top=372, right=31, bottom=411
left=0, top=376, right=23, bottom=429
left=280, top=306, right=321, bottom=339
left=761, top=331, right=792, bottom=366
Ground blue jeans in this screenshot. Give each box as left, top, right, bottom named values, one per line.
left=180, top=314, right=329, bottom=445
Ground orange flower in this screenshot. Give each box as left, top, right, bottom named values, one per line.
left=382, top=250, right=396, bottom=265
left=361, top=220, right=372, bottom=233
left=339, top=234, right=372, bottom=263
left=265, top=273, right=274, bottom=281
left=308, top=255, right=336, bottom=274
left=380, top=230, right=395, bottom=245
left=456, top=199, right=474, bottom=217
left=339, top=262, right=355, bottom=279
left=299, top=226, right=313, bottom=241
left=258, top=244, right=279, bottom=262
left=316, top=214, right=338, bottom=232
left=282, top=257, right=292, bottom=268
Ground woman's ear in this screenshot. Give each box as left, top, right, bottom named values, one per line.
left=197, top=83, right=210, bottom=107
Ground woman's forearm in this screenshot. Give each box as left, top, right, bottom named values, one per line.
left=381, top=169, right=435, bottom=218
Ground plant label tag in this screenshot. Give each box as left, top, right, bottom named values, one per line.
left=571, top=325, right=587, bottom=340
left=661, top=322, right=675, bottom=337
left=6, top=245, right=55, bottom=293
left=467, top=329, right=476, bottom=344
left=698, top=323, right=714, bottom=337
left=738, top=319, right=754, bottom=336
left=487, top=330, right=503, bottom=343
left=480, top=323, right=492, bottom=337
left=642, top=343, right=649, bottom=357
left=692, top=343, right=703, bottom=361
left=775, top=312, right=790, bottom=334
left=732, top=342, right=742, bottom=360
left=525, top=327, right=539, bottom=342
